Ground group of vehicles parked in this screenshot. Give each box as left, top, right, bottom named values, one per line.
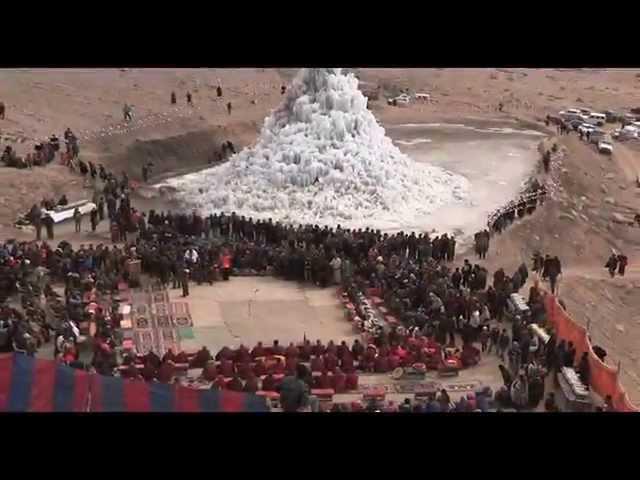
left=558, top=108, right=622, bottom=155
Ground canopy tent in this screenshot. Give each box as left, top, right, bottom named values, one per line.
left=0, top=353, right=268, bottom=413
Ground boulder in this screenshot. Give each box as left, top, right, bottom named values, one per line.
left=605, top=173, right=615, bottom=180
left=600, top=184, right=608, bottom=194
left=604, top=197, right=616, bottom=205
left=558, top=213, right=575, bottom=221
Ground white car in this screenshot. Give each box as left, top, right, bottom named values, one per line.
left=598, top=140, right=613, bottom=154
left=578, top=123, right=596, bottom=135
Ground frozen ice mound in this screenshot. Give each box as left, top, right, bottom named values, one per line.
left=163, top=68, right=470, bottom=230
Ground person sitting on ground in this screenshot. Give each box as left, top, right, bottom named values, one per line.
left=271, top=339, right=285, bottom=357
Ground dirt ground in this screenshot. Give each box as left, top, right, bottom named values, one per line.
left=2, top=67, right=640, bottom=403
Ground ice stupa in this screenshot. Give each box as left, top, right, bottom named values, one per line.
left=163, top=68, right=470, bottom=230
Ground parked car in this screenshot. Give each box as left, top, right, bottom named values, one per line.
left=568, top=119, right=584, bottom=130
left=604, top=110, right=619, bottom=123
left=586, top=113, right=606, bottom=126
left=387, top=93, right=411, bottom=107
left=598, top=140, right=613, bottom=154
left=578, top=123, right=596, bottom=135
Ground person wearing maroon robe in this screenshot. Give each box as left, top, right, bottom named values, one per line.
left=332, top=368, right=347, bottom=393
left=271, top=340, right=285, bottom=357
left=220, top=359, right=235, bottom=377
left=285, top=357, right=298, bottom=376
left=312, top=340, right=326, bottom=357
left=299, top=340, right=312, bottom=361
left=215, top=346, right=233, bottom=362
left=324, top=352, right=338, bottom=372
left=244, top=373, right=259, bottom=393
left=212, top=375, right=227, bottom=390
left=340, top=351, right=355, bottom=373
left=374, top=355, right=390, bottom=373
left=202, top=361, right=218, bottom=382
left=162, top=349, right=177, bottom=364
left=261, top=373, right=277, bottom=392
left=141, top=362, right=157, bottom=381
left=235, top=344, right=251, bottom=364
left=317, top=371, right=332, bottom=389
left=236, top=362, right=251, bottom=379
left=158, top=361, right=175, bottom=383
left=326, top=340, right=337, bottom=356
left=285, top=342, right=299, bottom=359
left=175, top=351, right=189, bottom=364
left=124, top=364, right=141, bottom=379
left=273, top=358, right=286, bottom=375
left=253, top=359, right=267, bottom=377
left=337, top=341, right=349, bottom=360
left=227, top=375, right=244, bottom=392
left=310, top=355, right=325, bottom=373
left=191, top=347, right=213, bottom=368
left=362, top=347, right=376, bottom=372
left=251, top=342, right=266, bottom=359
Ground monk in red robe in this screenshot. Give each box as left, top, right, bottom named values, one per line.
left=317, top=371, right=332, bottom=389
left=285, top=356, right=298, bottom=376
left=202, top=361, right=218, bottom=382
left=285, top=342, right=299, bottom=359
left=324, top=352, right=338, bottom=372
left=310, top=355, right=325, bottom=373
left=158, top=361, right=175, bottom=383
left=212, top=375, right=227, bottom=390
left=215, top=346, right=233, bottom=362
left=332, top=368, right=347, bottom=393
left=251, top=341, right=266, bottom=359
left=312, top=339, right=326, bottom=357
left=235, top=344, right=251, bottom=364
left=271, top=340, right=285, bottom=357
left=227, top=375, right=244, bottom=392
left=253, top=359, right=267, bottom=377
left=220, top=359, right=235, bottom=377
left=261, top=373, right=277, bottom=392
left=244, top=373, right=259, bottom=393
left=340, top=351, right=355, bottom=373
left=326, top=340, right=337, bottom=356
left=299, top=340, right=312, bottom=361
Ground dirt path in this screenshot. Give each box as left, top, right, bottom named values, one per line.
left=612, top=143, right=640, bottom=183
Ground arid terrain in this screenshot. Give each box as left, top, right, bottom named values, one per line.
left=2, top=67, right=640, bottom=402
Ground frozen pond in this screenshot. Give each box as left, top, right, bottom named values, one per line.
left=386, top=122, right=544, bottom=243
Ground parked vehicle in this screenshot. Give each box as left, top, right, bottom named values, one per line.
left=587, top=113, right=606, bottom=126
left=604, top=110, right=619, bottom=123
left=578, top=123, right=596, bottom=135
left=598, top=139, right=613, bottom=154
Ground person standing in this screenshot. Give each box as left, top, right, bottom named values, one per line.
left=73, top=207, right=82, bottom=233
left=97, top=197, right=105, bottom=222
left=43, top=214, right=54, bottom=240
left=90, top=207, right=99, bottom=233
left=226, top=102, right=232, bottom=115
left=216, top=85, right=223, bottom=97
left=277, top=364, right=310, bottom=413
left=30, top=204, right=42, bottom=241
left=605, top=253, right=618, bottom=278
left=180, top=266, right=190, bottom=298
left=0, top=101, right=5, bottom=119
left=618, top=253, right=628, bottom=277
left=170, top=91, right=176, bottom=105
left=186, top=91, right=193, bottom=106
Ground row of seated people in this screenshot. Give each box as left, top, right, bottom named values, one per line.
left=121, top=330, right=482, bottom=386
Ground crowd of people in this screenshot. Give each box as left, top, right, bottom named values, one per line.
left=1, top=128, right=79, bottom=170
left=488, top=179, right=547, bottom=234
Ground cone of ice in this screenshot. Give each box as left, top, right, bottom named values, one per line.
left=164, top=68, right=469, bottom=230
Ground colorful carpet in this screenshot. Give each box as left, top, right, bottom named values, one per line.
left=127, top=287, right=194, bottom=355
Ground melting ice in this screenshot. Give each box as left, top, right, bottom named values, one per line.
left=163, top=68, right=471, bottom=230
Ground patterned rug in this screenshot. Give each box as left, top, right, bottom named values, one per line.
left=127, top=287, right=194, bottom=355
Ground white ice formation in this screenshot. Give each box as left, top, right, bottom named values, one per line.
left=164, top=68, right=470, bottom=231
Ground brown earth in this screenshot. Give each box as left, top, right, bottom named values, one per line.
left=2, top=67, right=640, bottom=403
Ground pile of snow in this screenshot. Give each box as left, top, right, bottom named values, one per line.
left=163, top=68, right=470, bottom=230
